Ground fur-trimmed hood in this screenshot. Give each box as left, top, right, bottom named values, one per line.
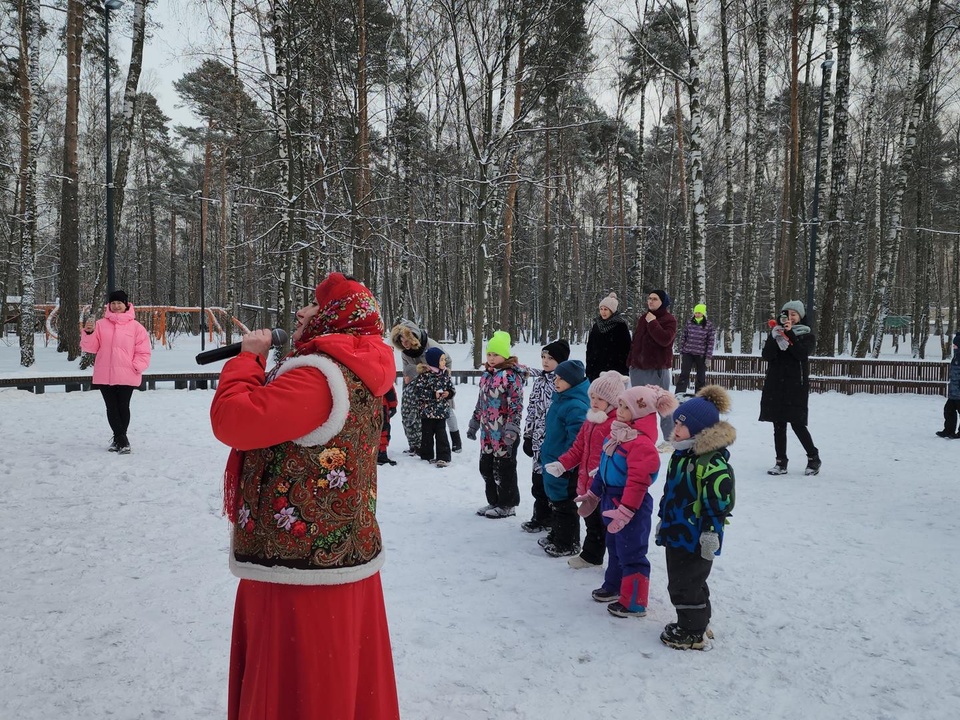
left=691, top=420, right=736, bottom=456
left=389, top=320, right=427, bottom=357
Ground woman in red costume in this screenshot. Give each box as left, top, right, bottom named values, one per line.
left=211, top=273, right=400, bottom=720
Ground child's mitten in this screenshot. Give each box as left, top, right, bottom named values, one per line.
left=575, top=492, right=600, bottom=518
left=699, top=531, right=720, bottom=560
left=466, top=418, right=480, bottom=441
left=602, top=505, right=635, bottom=533
left=522, top=436, right=534, bottom=457
left=543, top=461, right=565, bottom=477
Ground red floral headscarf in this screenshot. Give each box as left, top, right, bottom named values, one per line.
left=292, top=272, right=384, bottom=355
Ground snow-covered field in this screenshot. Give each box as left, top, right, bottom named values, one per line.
left=1, top=335, right=957, bottom=719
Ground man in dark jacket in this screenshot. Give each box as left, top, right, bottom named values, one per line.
left=627, top=289, right=677, bottom=449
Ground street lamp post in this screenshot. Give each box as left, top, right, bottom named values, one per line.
left=104, top=0, right=123, bottom=295
left=806, top=58, right=834, bottom=328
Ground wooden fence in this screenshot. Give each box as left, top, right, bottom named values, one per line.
left=0, top=354, right=949, bottom=396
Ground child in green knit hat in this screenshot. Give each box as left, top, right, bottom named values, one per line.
left=467, top=331, right=526, bottom=518
left=676, top=303, right=715, bottom=397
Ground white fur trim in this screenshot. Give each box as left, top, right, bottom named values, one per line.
left=271, top=354, right=350, bottom=447
left=229, top=532, right=385, bottom=585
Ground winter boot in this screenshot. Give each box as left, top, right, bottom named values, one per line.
left=484, top=506, right=516, bottom=519
left=450, top=431, right=463, bottom=453
left=767, top=460, right=788, bottom=475
left=476, top=504, right=495, bottom=516
left=607, top=601, right=647, bottom=618
left=804, top=454, right=822, bottom=476
left=377, top=451, right=397, bottom=466
left=660, top=623, right=706, bottom=650
left=543, top=541, right=581, bottom=558
left=936, top=430, right=958, bottom=439
left=520, top=518, right=549, bottom=533
left=591, top=587, right=619, bottom=603
left=538, top=534, right=556, bottom=548
left=108, top=436, right=120, bottom=452
left=567, top=554, right=602, bottom=569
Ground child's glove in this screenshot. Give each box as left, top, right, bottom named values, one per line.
left=654, top=520, right=663, bottom=546
left=574, top=492, right=600, bottom=518
left=699, top=531, right=720, bottom=560
left=543, top=461, right=565, bottom=477
left=602, top=505, right=635, bottom=534
left=503, top=429, right=519, bottom=446
left=522, top=436, right=534, bottom=457
left=466, top=418, right=480, bottom=441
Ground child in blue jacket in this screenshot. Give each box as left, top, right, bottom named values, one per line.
left=657, top=385, right=736, bottom=650
left=538, top=360, right=590, bottom=557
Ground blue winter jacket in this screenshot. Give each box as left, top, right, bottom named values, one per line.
left=949, top=355, right=960, bottom=401
left=540, top=379, right=590, bottom=500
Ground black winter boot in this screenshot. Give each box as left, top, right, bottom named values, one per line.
left=450, top=430, right=462, bottom=453
left=804, top=455, right=822, bottom=476
left=377, top=450, right=397, bottom=466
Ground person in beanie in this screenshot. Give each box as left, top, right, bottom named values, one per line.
left=546, top=370, right=627, bottom=568
left=210, top=272, right=399, bottom=720
left=759, top=300, right=821, bottom=475
left=537, top=359, right=590, bottom=557
left=467, top=331, right=526, bottom=518
left=378, top=386, right=398, bottom=465
left=389, top=320, right=462, bottom=455
left=627, top=289, right=678, bottom=451
left=412, top=347, right=456, bottom=466
left=675, top=303, right=715, bottom=396
left=586, top=292, right=631, bottom=381
left=521, top=339, right=570, bottom=533
left=81, top=289, right=152, bottom=454
left=657, top=385, right=736, bottom=650
left=936, top=332, right=960, bottom=438
left=576, top=385, right=677, bottom=618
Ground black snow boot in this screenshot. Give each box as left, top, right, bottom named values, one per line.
left=450, top=431, right=462, bottom=453
left=377, top=450, right=397, bottom=466
left=804, top=454, right=821, bottom=476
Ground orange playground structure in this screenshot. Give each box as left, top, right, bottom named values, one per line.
left=34, top=304, right=250, bottom=348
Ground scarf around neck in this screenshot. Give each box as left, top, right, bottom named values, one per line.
left=594, top=312, right=628, bottom=334
left=604, top=420, right=639, bottom=456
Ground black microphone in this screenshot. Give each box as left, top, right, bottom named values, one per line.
left=195, top=328, right=288, bottom=365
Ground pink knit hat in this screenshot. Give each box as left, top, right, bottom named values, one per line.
left=599, top=292, right=619, bottom=313
left=618, top=384, right=679, bottom=419
left=589, top=371, right=628, bottom=406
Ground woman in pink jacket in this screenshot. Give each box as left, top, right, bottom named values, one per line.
left=80, top=290, right=151, bottom=454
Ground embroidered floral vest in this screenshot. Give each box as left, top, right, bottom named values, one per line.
left=231, top=360, right=384, bottom=585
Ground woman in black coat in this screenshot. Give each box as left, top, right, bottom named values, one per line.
left=759, top=300, right=821, bottom=476
left=585, top=292, right=631, bottom=381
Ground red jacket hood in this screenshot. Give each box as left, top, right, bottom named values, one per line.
left=295, top=333, right=395, bottom=396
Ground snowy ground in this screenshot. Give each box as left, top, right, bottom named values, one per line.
left=1, top=336, right=958, bottom=719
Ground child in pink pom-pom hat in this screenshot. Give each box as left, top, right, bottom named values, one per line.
left=575, top=384, right=677, bottom=618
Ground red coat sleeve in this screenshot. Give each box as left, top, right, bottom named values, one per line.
left=558, top=423, right=589, bottom=471
left=620, top=439, right=661, bottom=510
left=210, top=352, right=334, bottom=451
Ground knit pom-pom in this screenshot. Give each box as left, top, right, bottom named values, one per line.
left=655, top=389, right=680, bottom=417
left=695, top=384, right=731, bottom=414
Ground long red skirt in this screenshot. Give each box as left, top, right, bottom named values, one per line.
left=228, top=574, right=400, bottom=720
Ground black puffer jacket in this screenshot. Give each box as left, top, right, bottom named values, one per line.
left=759, top=328, right=815, bottom=425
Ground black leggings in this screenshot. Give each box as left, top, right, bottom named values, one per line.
left=99, top=386, right=135, bottom=446
left=773, top=421, right=818, bottom=462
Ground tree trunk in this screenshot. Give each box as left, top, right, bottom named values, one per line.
left=58, top=0, right=84, bottom=360
left=685, top=0, right=706, bottom=306
left=17, top=0, right=40, bottom=368
left=739, top=0, right=768, bottom=352
left=111, top=0, right=149, bottom=234
left=719, top=0, right=735, bottom=352
left=855, top=0, right=941, bottom=357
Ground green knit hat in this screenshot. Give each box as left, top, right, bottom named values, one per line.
left=694, top=303, right=707, bottom=316
left=486, top=330, right=512, bottom=359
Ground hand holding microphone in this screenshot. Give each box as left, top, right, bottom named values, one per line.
left=196, top=328, right=288, bottom=365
